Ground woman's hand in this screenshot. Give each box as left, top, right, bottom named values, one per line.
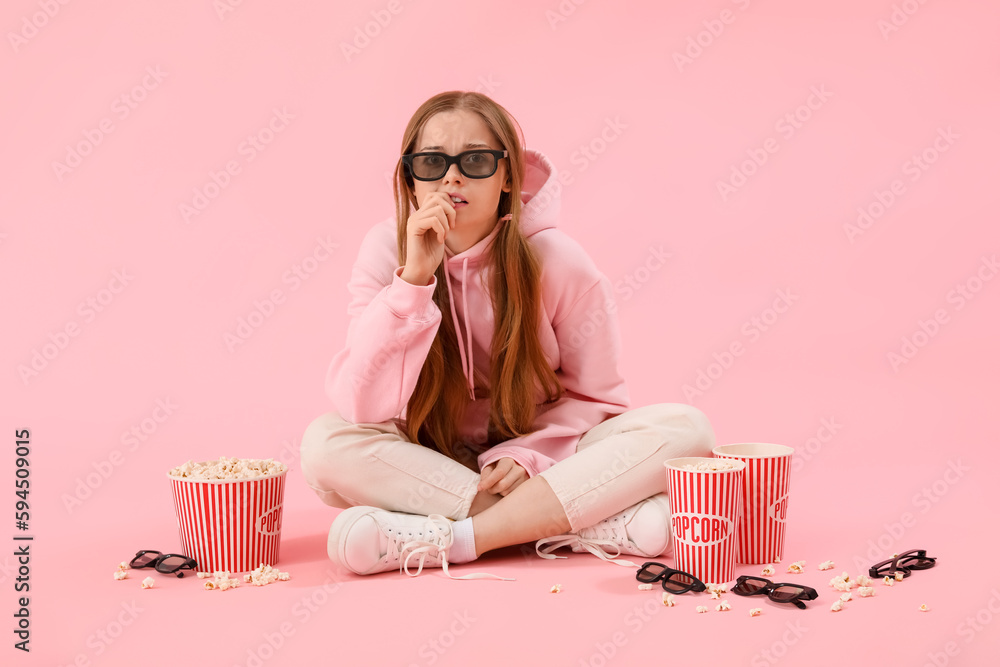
left=400, top=191, right=456, bottom=285
left=478, top=457, right=529, bottom=497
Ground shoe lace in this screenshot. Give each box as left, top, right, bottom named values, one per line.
left=535, top=515, right=640, bottom=568
left=397, top=515, right=515, bottom=581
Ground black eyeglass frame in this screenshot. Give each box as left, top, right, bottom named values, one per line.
left=635, top=561, right=708, bottom=595
left=868, top=548, right=936, bottom=580
left=732, top=575, right=818, bottom=610
left=129, top=550, right=198, bottom=578
left=401, top=149, right=508, bottom=181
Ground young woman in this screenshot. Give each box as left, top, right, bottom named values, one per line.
left=299, top=91, right=715, bottom=579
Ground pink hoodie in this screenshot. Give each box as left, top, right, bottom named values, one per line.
left=325, top=149, right=631, bottom=477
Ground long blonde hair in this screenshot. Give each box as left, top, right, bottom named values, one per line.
left=391, top=91, right=563, bottom=466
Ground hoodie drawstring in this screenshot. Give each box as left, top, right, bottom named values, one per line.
left=444, top=258, right=476, bottom=400
left=442, top=213, right=513, bottom=402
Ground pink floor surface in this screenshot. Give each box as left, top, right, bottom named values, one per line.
left=20, top=441, right=997, bottom=667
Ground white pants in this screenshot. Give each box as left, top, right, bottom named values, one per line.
left=299, top=403, right=715, bottom=532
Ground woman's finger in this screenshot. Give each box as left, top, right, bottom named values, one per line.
left=477, top=463, right=496, bottom=491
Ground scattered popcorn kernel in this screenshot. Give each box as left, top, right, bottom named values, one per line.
left=830, top=599, right=845, bottom=612
left=855, top=575, right=872, bottom=587
left=141, top=577, right=155, bottom=589
left=829, top=572, right=854, bottom=591
left=883, top=576, right=895, bottom=587
left=550, top=584, right=562, bottom=593
left=894, top=571, right=905, bottom=582
left=277, top=572, right=290, bottom=581
left=859, top=587, right=876, bottom=598
left=761, top=565, right=776, bottom=576
left=818, top=560, right=835, bottom=570
left=840, top=592, right=852, bottom=602
left=716, top=599, right=732, bottom=611
left=696, top=606, right=709, bottom=613
left=708, top=584, right=727, bottom=599
left=749, top=608, right=762, bottom=617
left=203, top=570, right=242, bottom=591
left=918, top=604, right=930, bottom=612
left=787, top=560, right=806, bottom=574
left=196, top=572, right=210, bottom=579
left=113, top=570, right=127, bottom=581
left=245, top=563, right=291, bottom=587
left=662, top=593, right=675, bottom=607
left=118, top=562, right=130, bottom=570
left=638, top=583, right=653, bottom=591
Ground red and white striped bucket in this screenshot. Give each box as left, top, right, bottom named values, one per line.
left=664, top=457, right=745, bottom=585
left=168, top=467, right=286, bottom=574
left=713, top=443, right=794, bottom=565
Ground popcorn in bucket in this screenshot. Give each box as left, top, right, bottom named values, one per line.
left=168, top=457, right=287, bottom=573
left=664, top=457, right=746, bottom=585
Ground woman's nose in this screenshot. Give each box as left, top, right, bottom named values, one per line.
left=442, top=162, right=463, bottom=183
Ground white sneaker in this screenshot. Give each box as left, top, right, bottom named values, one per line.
left=535, top=494, right=673, bottom=567
left=327, top=506, right=514, bottom=580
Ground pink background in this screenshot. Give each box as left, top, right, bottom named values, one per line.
left=3, top=0, right=998, bottom=665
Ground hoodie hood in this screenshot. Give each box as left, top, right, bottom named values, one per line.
left=441, top=148, right=561, bottom=399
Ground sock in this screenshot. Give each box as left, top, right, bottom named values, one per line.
left=449, top=517, right=478, bottom=564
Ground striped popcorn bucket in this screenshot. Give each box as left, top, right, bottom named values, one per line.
left=713, top=443, right=794, bottom=565
left=664, top=457, right=746, bottom=585
left=168, top=467, right=286, bottom=573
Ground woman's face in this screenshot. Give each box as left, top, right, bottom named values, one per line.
left=410, top=109, right=511, bottom=252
